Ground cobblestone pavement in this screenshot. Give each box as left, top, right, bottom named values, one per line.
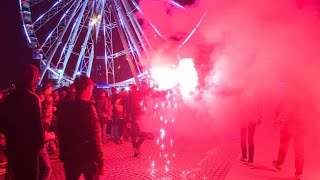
left=0, top=136, right=239, bottom=180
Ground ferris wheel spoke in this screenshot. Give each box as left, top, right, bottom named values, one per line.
left=40, top=4, right=76, bottom=55
left=53, top=1, right=92, bottom=71
left=57, top=0, right=90, bottom=83
left=71, top=0, right=105, bottom=80
left=122, top=0, right=149, bottom=56
left=114, top=0, right=141, bottom=59
left=28, top=0, right=46, bottom=7
left=33, top=0, right=73, bottom=33
left=40, top=0, right=83, bottom=83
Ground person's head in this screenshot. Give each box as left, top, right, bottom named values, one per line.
left=74, top=75, right=96, bottom=101
left=129, top=84, right=137, bottom=92
left=42, top=83, right=53, bottom=95
left=15, top=64, right=40, bottom=92
left=97, top=88, right=107, bottom=97
left=117, top=91, right=126, bottom=99
left=111, top=87, right=117, bottom=94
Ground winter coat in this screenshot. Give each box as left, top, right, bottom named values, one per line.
left=115, top=96, right=127, bottom=120
left=95, top=96, right=111, bottom=124
left=57, top=99, right=104, bottom=167
left=1, top=90, right=44, bottom=152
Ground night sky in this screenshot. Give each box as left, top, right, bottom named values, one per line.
left=0, top=0, right=196, bottom=89
left=0, top=0, right=33, bottom=89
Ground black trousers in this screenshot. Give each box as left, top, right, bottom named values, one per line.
left=131, top=121, right=146, bottom=149
left=277, top=127, right=304, bottom=176
left=64, top=161, right=99, bottom=180
left=240, top=122, right=256, bottom=163
left=6, top=148, right=39, bottom=180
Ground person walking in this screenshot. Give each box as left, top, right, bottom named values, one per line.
left=126, top=84, right=147, bottom=157
left=239, top=92, right=262, bottom=168
left=57, top=75, right=104, bottom=180
left=271, top=82, right=308, bottom=180
left=273, top=99, right=305, bottom=180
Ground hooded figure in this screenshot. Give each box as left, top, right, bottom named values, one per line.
left=2, top=64, right=44, bottom=180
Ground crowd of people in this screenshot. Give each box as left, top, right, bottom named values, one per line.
left=0, top=64, right=307, bottom=180
left=0, top=64, right=148, bottom=180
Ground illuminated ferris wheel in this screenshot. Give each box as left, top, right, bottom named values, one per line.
left=19, top=0, right=202, bottom=88
left=19, top=0, right=159, bottom=88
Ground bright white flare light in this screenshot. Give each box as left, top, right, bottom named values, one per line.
left=150, top=58, right=198, bottom=98
left=177, top=58, right=198, bottom=98
left=151, top=66, right=178, bottom=90
left=90, top=15, right=101, bottom=26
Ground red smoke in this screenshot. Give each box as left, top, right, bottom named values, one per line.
left=137, top=0, right=320, bottom=145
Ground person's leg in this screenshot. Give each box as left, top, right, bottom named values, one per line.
left=106, top=120, right=112, bottom=136
left=117, top=119, right=125, bottom=143
left=101, top=122, right=107, bottom=144
left=9, top=149, right=39, bottom=180
left=38, top=147, right=52, bottom=180
left=248, top=123, right=257, bottom=163
left=64, top=162, right=82, bottom=180
left=294, top=129, right=304, bottom=177
left=275, top=128, right=292, bottom=167
left=240, top=127, right=247, bottom=160
left=112, top=119, right=119, bottom=141
left=83, top=162, right=100, bottom=180
left=131, top=122, right=138, bottom=148
left=132, top=118, right=146, bottom=149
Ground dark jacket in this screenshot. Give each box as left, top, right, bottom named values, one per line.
left=126, top=91, right=144, bottom=121
left=57, top=99, right=104, bottom=166
left=1, top=90, right=44, bottom=152
left=95, top=96, right=111, bottom=124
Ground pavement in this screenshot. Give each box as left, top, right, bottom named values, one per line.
left=225, top=124, right=320, bottom=180
left=0, top=125, right=319, bottom=180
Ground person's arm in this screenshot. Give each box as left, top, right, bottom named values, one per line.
left=31, top=94, right=45, bottom=149
left=88, top=104, right=104, bottom=169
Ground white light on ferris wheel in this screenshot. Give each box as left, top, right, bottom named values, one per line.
left=90, top=15, right=101, bottom=26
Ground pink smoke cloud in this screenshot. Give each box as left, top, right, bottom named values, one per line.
left=137, top=0, right=320, bottom=142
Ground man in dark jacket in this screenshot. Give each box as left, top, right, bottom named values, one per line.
left=126, top=84, right=147, bottom=157
left=57, top=75, right=104, bottom=180
left=1, top=64, right=44, bottom=180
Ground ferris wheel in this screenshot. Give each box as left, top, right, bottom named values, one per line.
left=19, top=0, right=159, bottom=88
left=19, top=0, right=202, bottom=88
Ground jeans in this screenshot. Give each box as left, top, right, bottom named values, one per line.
left=39, top=147, right=51, bottom=180
left=277, top=127, right=304, bottom=176
left=64, top=161, right=100, bottom=180
left=117, top=119, right=125, bottom=139
left=240, top=122, right=256, bottom=163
